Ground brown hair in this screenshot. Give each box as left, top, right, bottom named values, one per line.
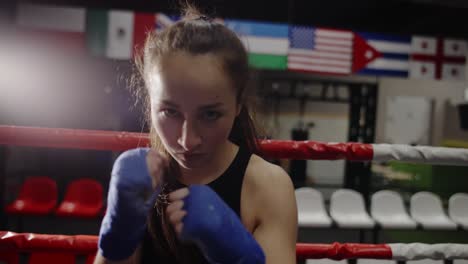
left=131, top=4, right=262, bottom=263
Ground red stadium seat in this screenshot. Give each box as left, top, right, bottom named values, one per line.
left=6, top=176, right=58, bottom=215
left=28, top=252, right=75, bottom=264
left=55, top=178, right=103, bottom=218
left=0, top=251, right=19, bottom=264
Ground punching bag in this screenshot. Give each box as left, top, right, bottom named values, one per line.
left=289, top=126, right=309, bottom=188
left=458, top=103, right=468, bottom=130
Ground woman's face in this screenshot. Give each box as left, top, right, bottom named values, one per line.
left=148, top=52, right=239, bottom=170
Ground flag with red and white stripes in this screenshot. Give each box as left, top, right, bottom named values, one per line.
left=287, top=26, right=353, bottom=75
left=16, top=4, right=87, bottom=54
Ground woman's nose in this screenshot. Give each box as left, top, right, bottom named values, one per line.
left=177, top=120, right=201, bottom=151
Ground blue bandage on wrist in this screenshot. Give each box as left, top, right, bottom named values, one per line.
left=98, top=148, right=160, bottom=261
left=180, top=185, right=265, bottom=264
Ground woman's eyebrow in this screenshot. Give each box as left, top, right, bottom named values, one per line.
left=160, top=100, right=179, bottom=107
left=160, top=100, right=223, bottom=109
left=199, top=102, right=224, bottom=110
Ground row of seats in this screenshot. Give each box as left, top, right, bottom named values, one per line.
left=305, top=259, right=468, bottom=264
left=6, top=176, right=104, bottom=218
left=7, top=177, right=468, bottom=229
left=296, top=187, right=468, bottom=230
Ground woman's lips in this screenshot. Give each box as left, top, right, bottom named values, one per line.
left=178, top=152, right=205, bottom=160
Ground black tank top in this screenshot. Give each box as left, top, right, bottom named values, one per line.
left=141, top=146, right=252, bottom=264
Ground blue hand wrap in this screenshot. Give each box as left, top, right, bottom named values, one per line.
left=98, top=148, right=160, bottom=261
left=180, top=185, right=265, bottom=264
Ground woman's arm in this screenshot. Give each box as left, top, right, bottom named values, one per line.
left=252, top=164, right=298, bottom=264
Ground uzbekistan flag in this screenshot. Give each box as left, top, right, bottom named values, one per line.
left=225, top=20, right=289, bottom=70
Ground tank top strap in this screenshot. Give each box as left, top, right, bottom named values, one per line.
left=208, top=145, right=251, bottom=217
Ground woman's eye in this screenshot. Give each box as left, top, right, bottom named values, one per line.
left=162, top=109, right=179, bottom=118
left=202, top=110, right=222, bottom=121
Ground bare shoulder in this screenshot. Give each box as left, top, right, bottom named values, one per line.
left=244, top=154, right=295, bottom=205
left=246, top=154, right=293, bottom=188
left=242, top=154, right=297, bottom=243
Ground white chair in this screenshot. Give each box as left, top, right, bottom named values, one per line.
left=357, top=259, right=396, bottom=264
left=306, top=259, right=347, bottom=264
left=330, top=189, right=375, bottom=228
left=371, top=190, right=417, bottom=229
left=295, top=187, right=333, bottom=228
left=410, top=192, right=457, bottom=230
left=449, top=193, right=468, bottom=229
left=407, top=260, right=443, bottom=264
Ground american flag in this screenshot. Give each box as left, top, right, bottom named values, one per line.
left=288, top=26, right=353, bottom=75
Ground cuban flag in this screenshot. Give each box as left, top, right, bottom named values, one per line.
left=410, top=36, right=466, bottom=81
left=288, top=26, right=354, bottom=75
left=353, top=32, right=411, bottom=77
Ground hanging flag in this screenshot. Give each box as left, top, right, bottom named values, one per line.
left=353, top=32, right=411, bottom=77
left=87, top=9, right=135, bottom=59
left=225, top=20, right=289, bottom=70
left=86, top=10, right=181, bottom=59
left=15, top=4, right=87, bottom=54
left=288, top=26, right=353, bottom=75
left=155, top=13, right=178, bottom=33
left=410, top=36, right=466, bottom=81
left=86, top=9, right=108, bottom=57
left=132, top=12, right=158, bottom=56
left=86, top=10, right=143, bottom=60
left=17, top=4, right=85, bottom=32
left=133, top=13, right=180, bottom=57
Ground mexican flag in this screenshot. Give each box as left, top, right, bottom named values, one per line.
left=224, top=20, right=289, bottom=70
left=86, top=9, right=158, bottom=60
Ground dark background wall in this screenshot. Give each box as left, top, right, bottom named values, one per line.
left=16, top=0, right=468, bottom=38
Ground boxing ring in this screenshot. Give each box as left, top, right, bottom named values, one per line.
left=1, top=125, right=468, bottom=263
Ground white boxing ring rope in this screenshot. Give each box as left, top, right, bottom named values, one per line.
left=0, top=125, right=467, bottom=261
left=389, top=243, right=468, bottom=260
left=372, top=144, right=468, bottom=166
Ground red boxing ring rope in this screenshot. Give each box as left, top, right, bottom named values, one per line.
left=0, top=125, right=373, bottom=160
left=1, top=125, right=467, bottom=165
left=1, top=232, right=468, bottom=260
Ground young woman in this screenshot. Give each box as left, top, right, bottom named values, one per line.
left=95, top=6, right=297, bottom=264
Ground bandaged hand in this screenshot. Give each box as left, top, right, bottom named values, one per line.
left=166, top=185, right=265, bottom=264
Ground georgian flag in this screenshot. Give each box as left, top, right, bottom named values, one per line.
left=410, top=36, right=467, bottom=81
